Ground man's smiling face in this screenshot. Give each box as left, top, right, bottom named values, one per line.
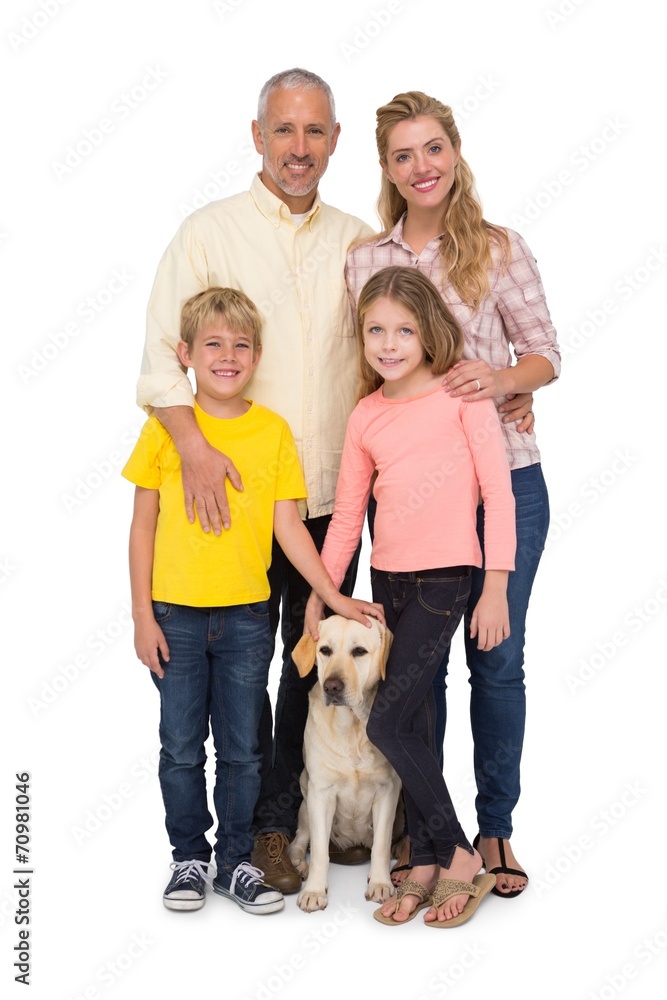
left=252, top=86, right=340, bottom=212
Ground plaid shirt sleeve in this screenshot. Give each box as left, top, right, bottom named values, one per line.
left=493, top=230, right=561, bottom=382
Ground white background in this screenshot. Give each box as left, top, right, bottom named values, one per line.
left=2, top=1, right=666, bottom=998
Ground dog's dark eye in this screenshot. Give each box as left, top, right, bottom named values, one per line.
left=351, top=647, right=368, bottom=657
left=319, top=646, right=332, bottom=656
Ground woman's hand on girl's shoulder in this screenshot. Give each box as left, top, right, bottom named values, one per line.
left=442, top=359, right=509, bottom=401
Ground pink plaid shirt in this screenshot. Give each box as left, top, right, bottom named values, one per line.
left=345, top=217, right=561, bottom=470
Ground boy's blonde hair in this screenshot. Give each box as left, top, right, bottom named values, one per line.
left=180, top=287, right=263, bottom=350
left=356, top=266, right=463, bottom=399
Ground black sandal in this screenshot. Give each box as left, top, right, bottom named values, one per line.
left=390, top=863, right=412, bottom=886
left=473, top=834, right=528, bottom=899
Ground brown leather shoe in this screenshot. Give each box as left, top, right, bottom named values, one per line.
left=329, top=841, right=371, bottom=865
left=251, top=833, right=301, bottom=894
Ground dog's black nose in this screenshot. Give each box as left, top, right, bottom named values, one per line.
left=323, top=676, right=345, bottom=697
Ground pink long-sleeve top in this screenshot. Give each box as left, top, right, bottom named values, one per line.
left=320, top=384, right=516, bottom=586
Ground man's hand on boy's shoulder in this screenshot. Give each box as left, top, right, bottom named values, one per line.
left=134, top=612, right=170, bottom=678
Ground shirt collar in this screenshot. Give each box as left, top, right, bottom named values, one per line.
left=250, top=173, right=322, bottom=230
left=377, top=213, right=443, bottom=254
left=376, top=214, right=407, bottom=246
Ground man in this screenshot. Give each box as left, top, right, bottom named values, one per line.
left=137, top=68, right=373, bottom=892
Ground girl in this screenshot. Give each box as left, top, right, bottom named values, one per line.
left=304, top=266, right=515, bottom=926
left=345, top=92, right=561, bottom=898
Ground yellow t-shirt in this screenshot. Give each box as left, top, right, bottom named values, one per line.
left=122, top=402, right=307, bottom=607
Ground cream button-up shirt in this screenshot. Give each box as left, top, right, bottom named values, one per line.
left=138, top=174, right=373, bottom=517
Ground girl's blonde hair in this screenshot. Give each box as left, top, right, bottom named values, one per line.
left=356, top=266, right=463, bottom=399
left=375, top=91, right=509, bottom=309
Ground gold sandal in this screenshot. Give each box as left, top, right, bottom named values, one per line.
left=373, top=879, right=433, bottom=925
left=425, top=874, right=496, bottom=928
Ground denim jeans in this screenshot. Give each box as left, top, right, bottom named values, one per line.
left=433, top=463, right=550, bottom=839
left=151, top=600, right=272, bottom=873
left=253, top=515, right=361, bottom=836
left=367, top=566, right=473, bottom=868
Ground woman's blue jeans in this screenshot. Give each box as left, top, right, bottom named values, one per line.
left=433, top=463, right=550, bottom=839
left=150, top=600, right=273, bottom=873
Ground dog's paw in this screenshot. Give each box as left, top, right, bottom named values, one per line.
left=365, top=881, right=394, bottom=903
left=297, top=889, right=328, bottom=912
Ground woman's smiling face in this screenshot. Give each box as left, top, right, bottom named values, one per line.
left=383, top=115, right=460, bottom=215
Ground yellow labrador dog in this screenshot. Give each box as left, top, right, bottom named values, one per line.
left=288, top=616, right=401, bottom=913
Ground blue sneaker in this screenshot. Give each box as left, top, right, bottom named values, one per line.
left=163, top=859, right=213, bottom=911
left=213, top=862, right=284, bottom=914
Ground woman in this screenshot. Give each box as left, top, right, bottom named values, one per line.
left=345, top=91, right=560, bottom=911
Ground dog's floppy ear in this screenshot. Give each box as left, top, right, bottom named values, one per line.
left=292, top=633, right=318, bottom=677
left=376, top=620, right=393, bottom=680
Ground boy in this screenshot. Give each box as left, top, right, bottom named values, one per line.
left=122, top=287, right=383, bottom=914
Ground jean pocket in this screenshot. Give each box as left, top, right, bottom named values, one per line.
left=152, top=601, right=172, bottom=623
left=244, top=601, right=270, bottom=620
left=417, top=575, right=471, bottom=615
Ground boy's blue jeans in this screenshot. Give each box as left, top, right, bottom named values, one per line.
left=150, top=600, right=272, bottom=873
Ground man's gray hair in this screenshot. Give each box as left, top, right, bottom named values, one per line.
left=257, top=68, right=336, bottom=129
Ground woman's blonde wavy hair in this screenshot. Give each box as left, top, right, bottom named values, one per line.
left=375, top=91, right=509, bottom=310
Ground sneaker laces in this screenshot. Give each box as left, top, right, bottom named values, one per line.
left=261, top=832, right=289, bottom=861
left=230, top=862, right=265, bottom=894
left=170, top=859, right=214, bottom=887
